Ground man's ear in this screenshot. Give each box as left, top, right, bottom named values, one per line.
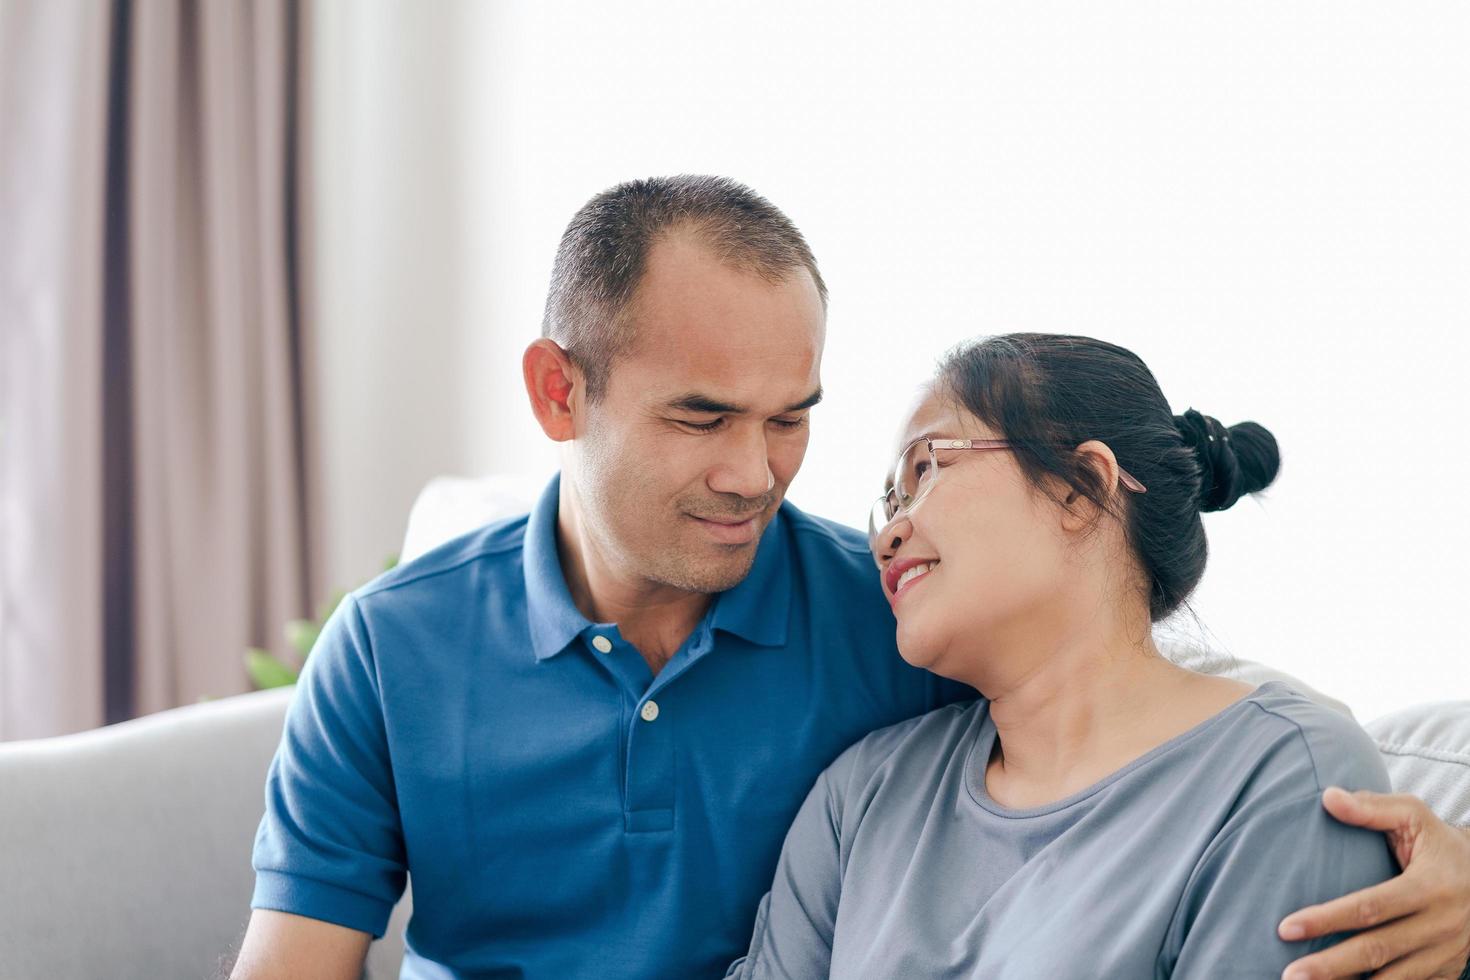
left=1059, top=440, right=1125, bottom=532
left=523, top=339, right=580, bottom=443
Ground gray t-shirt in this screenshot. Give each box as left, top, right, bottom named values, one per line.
left=726, top=682, right=1395, bottom=979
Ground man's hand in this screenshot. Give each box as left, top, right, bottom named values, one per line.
left=1277, top=787, right=1470, bottom=980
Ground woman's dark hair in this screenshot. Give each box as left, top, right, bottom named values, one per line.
left=937, top=333, right=1280, bottom=621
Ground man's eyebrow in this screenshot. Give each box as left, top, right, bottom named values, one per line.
left=786, top=387, right=823, bottom=412
left=666, top=394, right=746, bottom=415
left=664, top=387, right=823, bottom=416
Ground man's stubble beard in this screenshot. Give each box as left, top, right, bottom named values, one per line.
left=575, top=437, right=773, bottom=595
left=583, top=484, right=767, bottom=595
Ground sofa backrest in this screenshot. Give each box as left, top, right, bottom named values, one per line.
left=1366, top=701, right=1470, bottom=828
left=0, top=685, right=411, bottom=980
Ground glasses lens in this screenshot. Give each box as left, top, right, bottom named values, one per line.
left=868, top=496, right=890, bottom=546
left=893, top=440, right=933, bottom=513
left=871, top=441, right=936, bottom=552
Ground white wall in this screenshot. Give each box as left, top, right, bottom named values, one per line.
left=321, top=1, right=1469, bottom=720
left=308, top=0, right=487, bottom=600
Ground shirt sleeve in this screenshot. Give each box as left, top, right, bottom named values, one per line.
left=249, top=593, right=408, bottom=938
left=1163, top=790, right=1398, bottom=978
left=725, top=751, right=853, bottom=979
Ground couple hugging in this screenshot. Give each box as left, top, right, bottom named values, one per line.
left=233, top=176, right=1470, bottom=980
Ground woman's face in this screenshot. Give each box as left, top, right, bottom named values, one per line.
left=874, top=385, right=1077, bottom=682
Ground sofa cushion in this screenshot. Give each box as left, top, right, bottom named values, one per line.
left=400, top=474, right=535, bottom=563
left=1365, top=702, right=1470, bottom=828
left=0, top=686, right=411, bottom=979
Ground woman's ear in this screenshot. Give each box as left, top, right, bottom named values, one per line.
left=523, top=339, right=581, bottom=442
left=1059, top=440, right=1125, bottom=532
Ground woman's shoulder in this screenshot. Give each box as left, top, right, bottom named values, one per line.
left=822, top=699, right=987, bottom=796
left=1222, top=681, right=1391, bottom=798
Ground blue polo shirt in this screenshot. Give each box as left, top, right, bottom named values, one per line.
left=251, top=474, right=968, bottom=979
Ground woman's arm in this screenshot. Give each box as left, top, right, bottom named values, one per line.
left=725, top=756, right=853, bottom=980
left=1278, top=789, right=1470, bottom=980
left=1163, top=790, right=1398, bottom=978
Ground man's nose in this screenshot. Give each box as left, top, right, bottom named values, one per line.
left=707, top=428, right=774, bottom=499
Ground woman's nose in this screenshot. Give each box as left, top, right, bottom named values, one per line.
left=872, top=515, right=912, bottom=566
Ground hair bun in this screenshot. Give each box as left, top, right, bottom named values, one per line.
left=1173, top=409, right=1281, bottom=512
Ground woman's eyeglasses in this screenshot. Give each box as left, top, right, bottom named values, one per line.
left=867, top=436, right=1147, bottom=553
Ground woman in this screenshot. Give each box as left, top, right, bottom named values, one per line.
left=726, top=334, right=1395, bottom=978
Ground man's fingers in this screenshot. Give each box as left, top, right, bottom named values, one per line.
left=1280, top=876, right=1419, bottom=941
left=1371, top=944, right=1463, bottom=980
left=1281, top=918, right=1422, bottom=979
left=1295, top=796, right=1470, bottom=979
left=1321, top=786, right=1427, bottom=838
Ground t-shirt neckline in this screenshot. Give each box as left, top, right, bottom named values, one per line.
left=963, top=681, right=1282, bottom=819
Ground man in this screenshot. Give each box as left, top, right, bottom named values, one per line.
left=231, top=176, right=1470, bottom=979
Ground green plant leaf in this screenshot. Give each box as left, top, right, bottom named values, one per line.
left=246, top=647, right=300, bottom=689
left=285, top=618, right=320, bottom=657
left=316, top=590, right=347, bottom=625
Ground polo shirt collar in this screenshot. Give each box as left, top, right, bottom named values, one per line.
left=708, top=503, right=791, bottom=648
left=522, top=473, right=793, bottom=661
left=524, top=474, right=594, bottom=662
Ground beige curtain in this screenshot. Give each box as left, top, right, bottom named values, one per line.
left=0, top=0, right=320, bottom=740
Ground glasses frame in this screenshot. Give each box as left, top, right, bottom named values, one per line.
left=867, top=436, right=1148, bottom=552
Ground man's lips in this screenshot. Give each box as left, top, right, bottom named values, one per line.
left=689, top=512, right=763, bottom=544
left=884, top=556, right=939, bottom=598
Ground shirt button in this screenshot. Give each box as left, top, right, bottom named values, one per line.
left=591, top=635, right=613, bottom=654
left=640, top=700, right=660, bottom=722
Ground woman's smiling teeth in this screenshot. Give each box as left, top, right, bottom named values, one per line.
left=897, top=561, right=939, bottom=591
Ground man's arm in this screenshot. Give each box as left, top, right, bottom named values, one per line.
left=243, top=595, right=408, bottom=969
left=1279, top=789, right=1470, bottom=980
left=228, top=909, right=371, bottom=980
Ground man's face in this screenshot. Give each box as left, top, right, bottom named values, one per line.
left=569, top=233, right=826, bottom=594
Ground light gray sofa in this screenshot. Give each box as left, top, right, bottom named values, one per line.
left=1, top=477, right=1465, bottom=980
left=0, top=685, right=410, bottom=980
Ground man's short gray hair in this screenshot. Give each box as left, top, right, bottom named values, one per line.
left=541, top=175, right=828, bottom=400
